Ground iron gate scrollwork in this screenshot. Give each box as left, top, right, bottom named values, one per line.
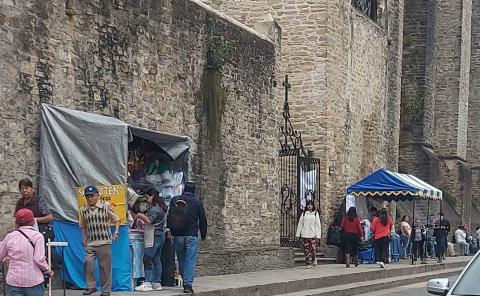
left=279, top=75, right=321, bottom=248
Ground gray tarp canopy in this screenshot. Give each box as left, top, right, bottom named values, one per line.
left=39, top=104, right=190, bottom=222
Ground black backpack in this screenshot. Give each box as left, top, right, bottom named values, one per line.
left=327, top=225, right=342, bottom=246
left=167, top=199, right=191, bottom=234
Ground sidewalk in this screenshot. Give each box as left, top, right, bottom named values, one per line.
left=52, top=256, right=471, bottom=296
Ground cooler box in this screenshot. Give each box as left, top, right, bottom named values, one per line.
left=358, top=247, right=375, bottom=264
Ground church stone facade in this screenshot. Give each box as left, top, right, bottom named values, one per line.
left=1, top=0, right=479, bottom=277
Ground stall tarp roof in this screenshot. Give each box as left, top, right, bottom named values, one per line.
left=347, top=168, right=442, bottom=201
left=129, top=125, right=190, bottom=160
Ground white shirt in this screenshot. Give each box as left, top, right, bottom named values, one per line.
left=296, top=211, right=321, bottom=239
left=476, top=229, right=480, bottom=240
left=455, top=229, right=467, bottom=243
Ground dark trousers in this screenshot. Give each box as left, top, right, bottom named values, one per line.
left=375, top=236, right=390, bottom=263
left=412, top=240, right=425, bottom=261
left=161, top=237, right=176, bottom=286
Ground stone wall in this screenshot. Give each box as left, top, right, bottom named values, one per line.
left=322, top=0, right=395, bottom=226
left=468, top=0, right=480, bottom=212
left=430, top=0, right=471, bottom=158
left=400, top=0, right=473, bottom=225
left=0, top=0, right=289, bottom=275
left=203, top=0, right=403, bottom=232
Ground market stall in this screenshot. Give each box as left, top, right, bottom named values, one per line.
left=38, top=104, right=190, bottom=291
left=346, top=168, right=443, bottom=264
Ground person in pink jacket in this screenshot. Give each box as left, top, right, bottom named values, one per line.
left=0, top=208, right=54, bottom=295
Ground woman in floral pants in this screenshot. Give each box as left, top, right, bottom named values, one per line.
left=296, top=200, right=322, bottom=267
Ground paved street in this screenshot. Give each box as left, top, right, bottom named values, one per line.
left=357, top=276, right=458, bottom=296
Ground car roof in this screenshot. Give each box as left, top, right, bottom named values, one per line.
left=447, top=250, right=480, bottom=296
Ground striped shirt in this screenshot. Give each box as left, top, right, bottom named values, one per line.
left=0, top=226, right=49, bottom=287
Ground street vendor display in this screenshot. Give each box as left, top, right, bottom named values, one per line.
left=37, top=104, right=190, bottom=291
left=347, top=168, right=443, bottom=265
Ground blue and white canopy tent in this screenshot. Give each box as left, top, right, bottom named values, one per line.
left=347, top=168, right=443, bottom=264
left=347, top=168, right=442, bottom=201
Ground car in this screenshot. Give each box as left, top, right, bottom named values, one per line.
left=427, top=250, right=480, bottom=296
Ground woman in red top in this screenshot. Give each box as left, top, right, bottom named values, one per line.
left=371, top=209, right=393, bottom=268
left=340, top=207, right=364, bottom=268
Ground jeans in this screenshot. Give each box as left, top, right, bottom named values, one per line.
left=6, top=283, right=45, bottom=296
left=400, top=235, right=411, bottom=258
left=427, top=240, right=436, bottom=257
left=459, top=241, right=470, bottom=255
left=174, top=236, right=199, bottom=287
left=144, top=234, right=165, bottom=283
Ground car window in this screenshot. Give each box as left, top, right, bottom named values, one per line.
left=451, top=254, right=480, bottom=295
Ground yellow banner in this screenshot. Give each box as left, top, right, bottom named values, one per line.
left=76, top=184, right=127, bottom=225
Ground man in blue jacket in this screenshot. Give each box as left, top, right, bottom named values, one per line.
left=168, top=181, right=207, bottom=294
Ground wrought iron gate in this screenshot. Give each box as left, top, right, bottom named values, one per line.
left=279, top=75, right=321, bottom=247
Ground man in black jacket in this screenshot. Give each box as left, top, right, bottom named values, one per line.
left=168, top=181, right=207, bottom=294
left=434, top=212, right=451, bottom=263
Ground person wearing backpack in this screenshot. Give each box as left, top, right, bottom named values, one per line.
left=0, top=208, right=54, bottom=295
left=168, top=181, right=207, bottom=294
left=295, top=200, right=322, bottom=267
left=134, top=188, right=167, bottom=292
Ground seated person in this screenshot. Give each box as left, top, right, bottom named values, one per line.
left=447, top=242, right=456, bottom=257
left=454, top=225, right=470, bottom=255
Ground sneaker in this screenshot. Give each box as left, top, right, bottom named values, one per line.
left=183, top=285, right=194, bottom=294
left=152, top=283, right=163, bottom=290
left=135, top=282, right=153, bottom=292
left=379, top=262, right=385, bottom=268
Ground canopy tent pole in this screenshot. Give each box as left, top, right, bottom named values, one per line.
left=424, top=198, right=430, bottom=262
left=411, top=196, right=416, bottom=265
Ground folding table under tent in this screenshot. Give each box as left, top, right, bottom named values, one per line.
left=346, top=168, right=443, bottom=264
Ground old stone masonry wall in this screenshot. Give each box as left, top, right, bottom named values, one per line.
left=195, top=0, right=403, bottom=231
left=0, top=0, right=291, bottom=275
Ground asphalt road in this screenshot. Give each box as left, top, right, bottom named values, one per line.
left=357, top=275, right=459, bottom=296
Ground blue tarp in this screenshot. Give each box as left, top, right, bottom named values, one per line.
left=346, top=168, right=442, bottom=201
left=52, top=220, right=132, bottom=291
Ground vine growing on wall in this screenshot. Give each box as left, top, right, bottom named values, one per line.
left=201, top=68, right=230, bottom=146
left=201, top=19, right=234, bottom=146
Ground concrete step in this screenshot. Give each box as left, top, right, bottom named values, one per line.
left=294, top=251, right=335, bottom=266
left=52, top=257, right=471, bottom=296
left=276, top=266, right=463, bottom=296
left=295, top=257, right=336, bottom=266
left=182, top=258, right=466, bottom=295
